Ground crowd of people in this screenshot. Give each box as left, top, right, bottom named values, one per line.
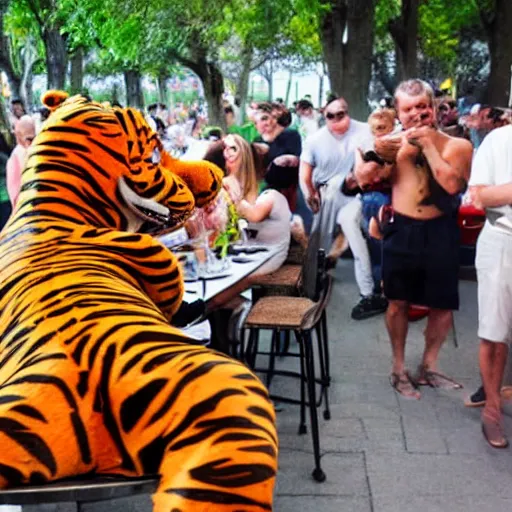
left=1, top=80, right=511, bottom=450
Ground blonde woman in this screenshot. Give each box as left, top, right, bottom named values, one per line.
left=204, top=135, right=292, bottom=310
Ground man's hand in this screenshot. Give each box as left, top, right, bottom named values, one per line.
left=273, top=154, right=300, bottom=167
left=374, top=135, right=402, bottom=163
left=405, top=126, right=436, bottom=151
left=468, top=186, right=486, bottom=210
left=306, top=189, right=321, bottom=213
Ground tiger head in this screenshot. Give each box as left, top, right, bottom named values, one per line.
left=16, top=91, right=223, bottom=234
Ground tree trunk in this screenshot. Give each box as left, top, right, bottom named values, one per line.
left=0, top=5, right=21, bottom=108
left=43, top=28, right=68, bottom=90
left=285, top=70, right=293, bottom=106
left=321, top=0, right=375, bottom=121
left=111, top=82, right=121, bottom=106
left=0, top=93, right=13, bottom=146
left=124, top=70, right=144, bottom=109
left=3, top=64, right=21, bottom=103
left=70, top=47, right=84, bottom=94
left=318, top=68, right=325, bottom=107
left=201, top=63, right=225, bottom=130
left=236, top=43, right=253, bottom=124
left=388, top=0, right=419, bottom=82
left=267, top=59, right=273, bottom=101
left=20, top=39, right=39, bottom=111
left=157, top=73, right=168, bottom=105
left=483, top=0, right=512, bottom=106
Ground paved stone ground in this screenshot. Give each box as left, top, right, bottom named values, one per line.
left=272, top=260, right=512, bottom=512
left=5, top=259, right=512, bottom=512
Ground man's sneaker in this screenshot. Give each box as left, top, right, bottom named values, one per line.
left=351, top=294, right=388, bottom=320
left=464, top=385, right=486, bottom=407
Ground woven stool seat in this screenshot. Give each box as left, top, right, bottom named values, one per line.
left=250, top=264, right=301, bottom=288
left=286, top=244, right=305, bottom=265
left=245, top=296, right=316, bottom=329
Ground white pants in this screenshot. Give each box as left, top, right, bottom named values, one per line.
left=336, top=197, right=374, bottom=297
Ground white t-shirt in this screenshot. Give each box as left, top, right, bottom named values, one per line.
left=300, top=121, right=372, bottom=186
left=470, top=124, right=512, bottom=219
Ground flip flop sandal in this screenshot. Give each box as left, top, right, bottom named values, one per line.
left=421, top=370, right=463, bottom=389
left=390, top=371, right=421, bottom=400
left=482, top=417, right=509, bottom=449
left=500, top=386, right=512, bottom=401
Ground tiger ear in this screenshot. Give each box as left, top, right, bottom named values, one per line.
left=41, top=90, right=69, bottom=111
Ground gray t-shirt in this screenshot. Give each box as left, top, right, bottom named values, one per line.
left=300, top=121, right=372, bottom=186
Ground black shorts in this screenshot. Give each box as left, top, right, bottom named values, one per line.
left=382, top=212, right=460, bottom=310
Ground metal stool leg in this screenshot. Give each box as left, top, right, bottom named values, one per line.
left=295, top=329, right=307, bottom=435
left=266, top=330, right=278, bottom=388
left=303, top=330, right=325, bottom=482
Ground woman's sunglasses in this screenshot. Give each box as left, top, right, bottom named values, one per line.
left=224, top=144, right=238, bottom=154
left=325, top=110, right=347, bottom=121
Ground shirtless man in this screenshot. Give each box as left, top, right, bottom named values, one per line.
left=354, top=79, right=473, bottom=399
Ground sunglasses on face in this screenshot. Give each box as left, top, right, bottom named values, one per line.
left=325, top=110, right=347, bottom=121
left=224, top=144, right=238, bottom=154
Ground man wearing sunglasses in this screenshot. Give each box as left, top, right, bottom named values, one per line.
left=300, top=96, right=387, bottom=319
left=6, top=115, right=36, bottom=208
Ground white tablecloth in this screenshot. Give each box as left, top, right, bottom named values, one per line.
left=183, top=244, right=280, bottom=303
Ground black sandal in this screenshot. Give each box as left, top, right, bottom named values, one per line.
left=390, top=371, right=421, bottom=400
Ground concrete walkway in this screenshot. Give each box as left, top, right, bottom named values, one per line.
left=273, top=260, right=512, bottom=512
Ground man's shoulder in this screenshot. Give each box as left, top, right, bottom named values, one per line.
left=440, top=128, right=472, bottom=153
left=281, top=128, right=301, bottom=140
left=307, top=125, right=330, bottom=143
left=349, top=119, right=371, bottom=133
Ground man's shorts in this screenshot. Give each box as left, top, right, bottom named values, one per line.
left=476, top=222, right=512, bottom=344
left=382, top=211, right=459, bottom=310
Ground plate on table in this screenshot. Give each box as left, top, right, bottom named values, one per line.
left=197, top=271, right=232, bottom=280
left=228, top=244, right=269, bottom=255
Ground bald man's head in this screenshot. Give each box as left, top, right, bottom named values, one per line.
left=14, top=115, right=36, bottom=148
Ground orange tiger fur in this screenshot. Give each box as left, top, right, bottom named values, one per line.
left=0, top=92, right=277, bottom=511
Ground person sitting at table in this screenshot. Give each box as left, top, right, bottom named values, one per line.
left=204, top=135, right=292, bottom=310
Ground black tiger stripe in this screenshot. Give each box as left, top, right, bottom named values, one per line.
left=0, top=418, right=57, bottom=474
left=72, top=334, right=92, bottom=365
left=165, top=489, right=271, bottom=510
left=0, top=463, right=24, bottom=486
left=119, top=344, right=175, bottom=378
left=120, top=378, right=168, bottom=433
left=97, top=344, right=135, bottom=470
left=189, top=458, right=276, bottom=487
left=40, top=140, right=92, bottom=153
left=239, top=444, right=277, bottom=458
left=0, top=374, right=91, bottom=465
left=213, top=432, right=268, bottom=445
left=121, top=330, right=188, bottom=354
left=45, top=126, right=90, bottom=136
left=0, top=395, right=25, bottom=405
left=88, top=138, right=129, bottom=167
left=10, top=404, right=48, bottom=423
left=137, top=388, right=246, bottom=474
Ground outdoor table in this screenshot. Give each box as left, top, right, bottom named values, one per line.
left=182, top=244, right=281, bottom=304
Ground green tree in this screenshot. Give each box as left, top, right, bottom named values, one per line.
left=319, top=0, right=376, bottom=120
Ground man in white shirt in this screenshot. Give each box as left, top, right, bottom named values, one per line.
left=300, top=96, right=387, bottom=319
left=468, top=124, right=512, bottom=448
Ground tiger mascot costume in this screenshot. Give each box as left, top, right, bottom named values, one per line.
left=0, top=91, right=277, bottom=511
